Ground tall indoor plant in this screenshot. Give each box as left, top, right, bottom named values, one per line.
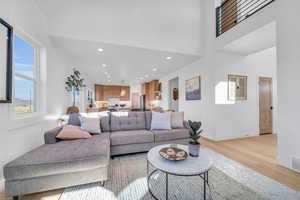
left=185, top=120, right=203, bottom=157
left=65, top=68, right=86, bottom=114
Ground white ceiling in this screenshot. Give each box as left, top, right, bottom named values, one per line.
left=222, top=22, right=276, bottom=55
left=36, top=0, right=203, bottom=55
left=35, top=0, right=203, bottom=85
left=51, top=36, right=200, bottom=85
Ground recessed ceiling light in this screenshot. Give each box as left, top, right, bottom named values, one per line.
left=102, top=64, right=107, bottom=67
left=140, top=77, right=144, bottom=80
left=152, top=68, right=157, bottom=72
left=145, top=74, right=149, bottom=78
left=166, top=56, right=172, bottom=60
left=98, top=48, right=104, bottom=52
left=104, top=72, right=108, bottom=75
left=107, top=75, right=111, bottom=78
left=108, top=80, right=111, bottom=82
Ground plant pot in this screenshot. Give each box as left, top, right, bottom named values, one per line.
left=67, top=106, right=79, bottom=114
left=188, top=142, right=200, bottom=157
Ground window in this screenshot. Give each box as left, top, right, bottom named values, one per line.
left=13, top=35, right=39, bottom=114
left=228, top=74, right=247, bottom=101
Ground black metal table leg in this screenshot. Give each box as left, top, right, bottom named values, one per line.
left=204, top=172, right=207, bottom=200
left=148, top=161, right=211, bottom=200
left=147, top=159, right=149, bottom=175
left=166, top=173, right=169, bottom=200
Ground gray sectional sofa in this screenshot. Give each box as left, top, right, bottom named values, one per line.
left=4, top=111, right=190, bottom=199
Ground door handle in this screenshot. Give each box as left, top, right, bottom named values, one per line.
left=270, top=106, right=273, bottom=110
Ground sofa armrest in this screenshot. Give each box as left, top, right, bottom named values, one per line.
left=44, top=126, right=63, bottom=144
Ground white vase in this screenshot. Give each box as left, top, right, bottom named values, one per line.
left=188, top=142, right=200, bottom=157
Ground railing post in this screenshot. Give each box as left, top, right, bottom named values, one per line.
left=216, top=6, right=221, bottom=37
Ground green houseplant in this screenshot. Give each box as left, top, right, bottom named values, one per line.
left=65, top=68, right=86, bottom=114
left=185, top=120, right=203, bottom=157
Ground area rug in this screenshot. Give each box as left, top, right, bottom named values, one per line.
left=59, top=148, right=300, bottom=200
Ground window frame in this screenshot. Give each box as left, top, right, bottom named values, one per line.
left=11, top=32, right=41, bottom=119
left=228, top=74, right=248, bottom=101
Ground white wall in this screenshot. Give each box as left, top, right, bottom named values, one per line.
left=214, top=47, right=277, bottom=140
left=159, top=58, right=216, bottom=140
left=159, top=47, right=277, bottom=141
left=276, top=0, right=300, bottom=169
left=0, top=0, right=78, bottom=189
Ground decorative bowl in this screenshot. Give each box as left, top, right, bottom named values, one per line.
left=159, top=147, right=188, bottom=161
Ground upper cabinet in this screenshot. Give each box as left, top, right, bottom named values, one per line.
left=120, top=86, right=130, bottom=101
left=141, top=80, right=161, bottom=107
left=95, top=85, right=130, bottom=101
left=95, top=85, right=104, bottom=101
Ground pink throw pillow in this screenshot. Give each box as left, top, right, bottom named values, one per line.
left=56, top=125, right=92, bottom=140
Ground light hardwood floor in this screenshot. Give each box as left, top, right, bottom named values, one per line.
left=199, top=134, right=300, bottom=192
left=1, top=134, right=299, bottom=200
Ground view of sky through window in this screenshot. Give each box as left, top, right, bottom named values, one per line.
left=14, top=35, right=35, bottom=113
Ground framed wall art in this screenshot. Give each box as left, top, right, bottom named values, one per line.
left=185, top=76, right=201, bottom=101
left=0, top=18, right=13, bottom=103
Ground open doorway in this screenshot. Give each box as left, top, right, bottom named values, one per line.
left=168, top=77, right=179, bottom=112
left=259, top=77, right=273, bottom=135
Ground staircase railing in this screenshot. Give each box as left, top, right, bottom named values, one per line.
left=216, top=0, right=275, bottom=37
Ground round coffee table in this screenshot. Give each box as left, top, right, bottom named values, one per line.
left=147, top=144, right=213, bottom=200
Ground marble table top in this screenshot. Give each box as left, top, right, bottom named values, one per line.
left=147, top=144, right=213, bottom=176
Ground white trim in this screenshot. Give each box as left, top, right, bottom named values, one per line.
left=0, top=178, right=4, bottom=191
left=10, top=30, right=42, bottom=119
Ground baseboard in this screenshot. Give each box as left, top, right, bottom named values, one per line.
left=0, top=178, right=4, bottom=191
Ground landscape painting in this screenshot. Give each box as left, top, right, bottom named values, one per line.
left=185, top=76, right=201, bottom=100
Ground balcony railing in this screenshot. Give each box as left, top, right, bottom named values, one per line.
left=216, top=0, right=275, bottom=37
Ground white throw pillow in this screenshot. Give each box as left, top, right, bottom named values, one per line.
left=79, top=116, right=101, bottom=134
left=151, top=111, right=172, bottom=130
left=171, top=112, right=184, bottom=129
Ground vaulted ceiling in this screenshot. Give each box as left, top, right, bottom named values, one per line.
left=35, top=0, right=203, bottom=85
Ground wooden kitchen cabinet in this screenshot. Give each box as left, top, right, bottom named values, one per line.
left=94, top=85, right=130, bottom=101
left=103, top=86, right=121, bottom=100
left=95, top=84, right=104, bottom=101
left=120, top=86, right=130, bottom=101
left=140, top=80, right=161, bottom=108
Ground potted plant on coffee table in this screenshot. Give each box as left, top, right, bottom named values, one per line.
left=185, top=120, right=203, bottom=157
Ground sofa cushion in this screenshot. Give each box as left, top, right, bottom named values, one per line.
left=79, top=115, right=102, bottom=134
left=151, top=111, right=171, bottom=130
left=111, top=112, right=146, bottom=131
left=4, top=132, right=110, bottom=181
left=56, top=125, right=92, bottom=140
left=152, top=128, right=190, bottom=142
left=110, top=130, right=154, bottom=146
left=99, top=112, right=110, bottom=132
left=171, top=112, right=184, bottom=129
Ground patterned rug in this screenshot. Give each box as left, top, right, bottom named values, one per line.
left=59, top=148, right=300, bottom=200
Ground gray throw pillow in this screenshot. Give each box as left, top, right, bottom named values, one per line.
left=68, top=113, right=81, bottom=126
left=151, top=111, right=171, bottom=130
left=171, top=112, right=184, bottom=129
left=79, top=116, right=101, bottom=135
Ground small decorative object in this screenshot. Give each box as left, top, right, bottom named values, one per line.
left=87, top=89, right=93, bottom=108
left=159, top=147, right=188, bottom=161
left=228, top=74, right=247, bottom=101
left=173, top=88, right=179, bottom=100
left=185, top=76, right=201, bottom=101
left=0, top=18, right=13, bottom=103
left=185, top=120, right=203, bottom=157
left=65, top=68, right=86, bottom=114
left=57, top=115, right=68, bottom=126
